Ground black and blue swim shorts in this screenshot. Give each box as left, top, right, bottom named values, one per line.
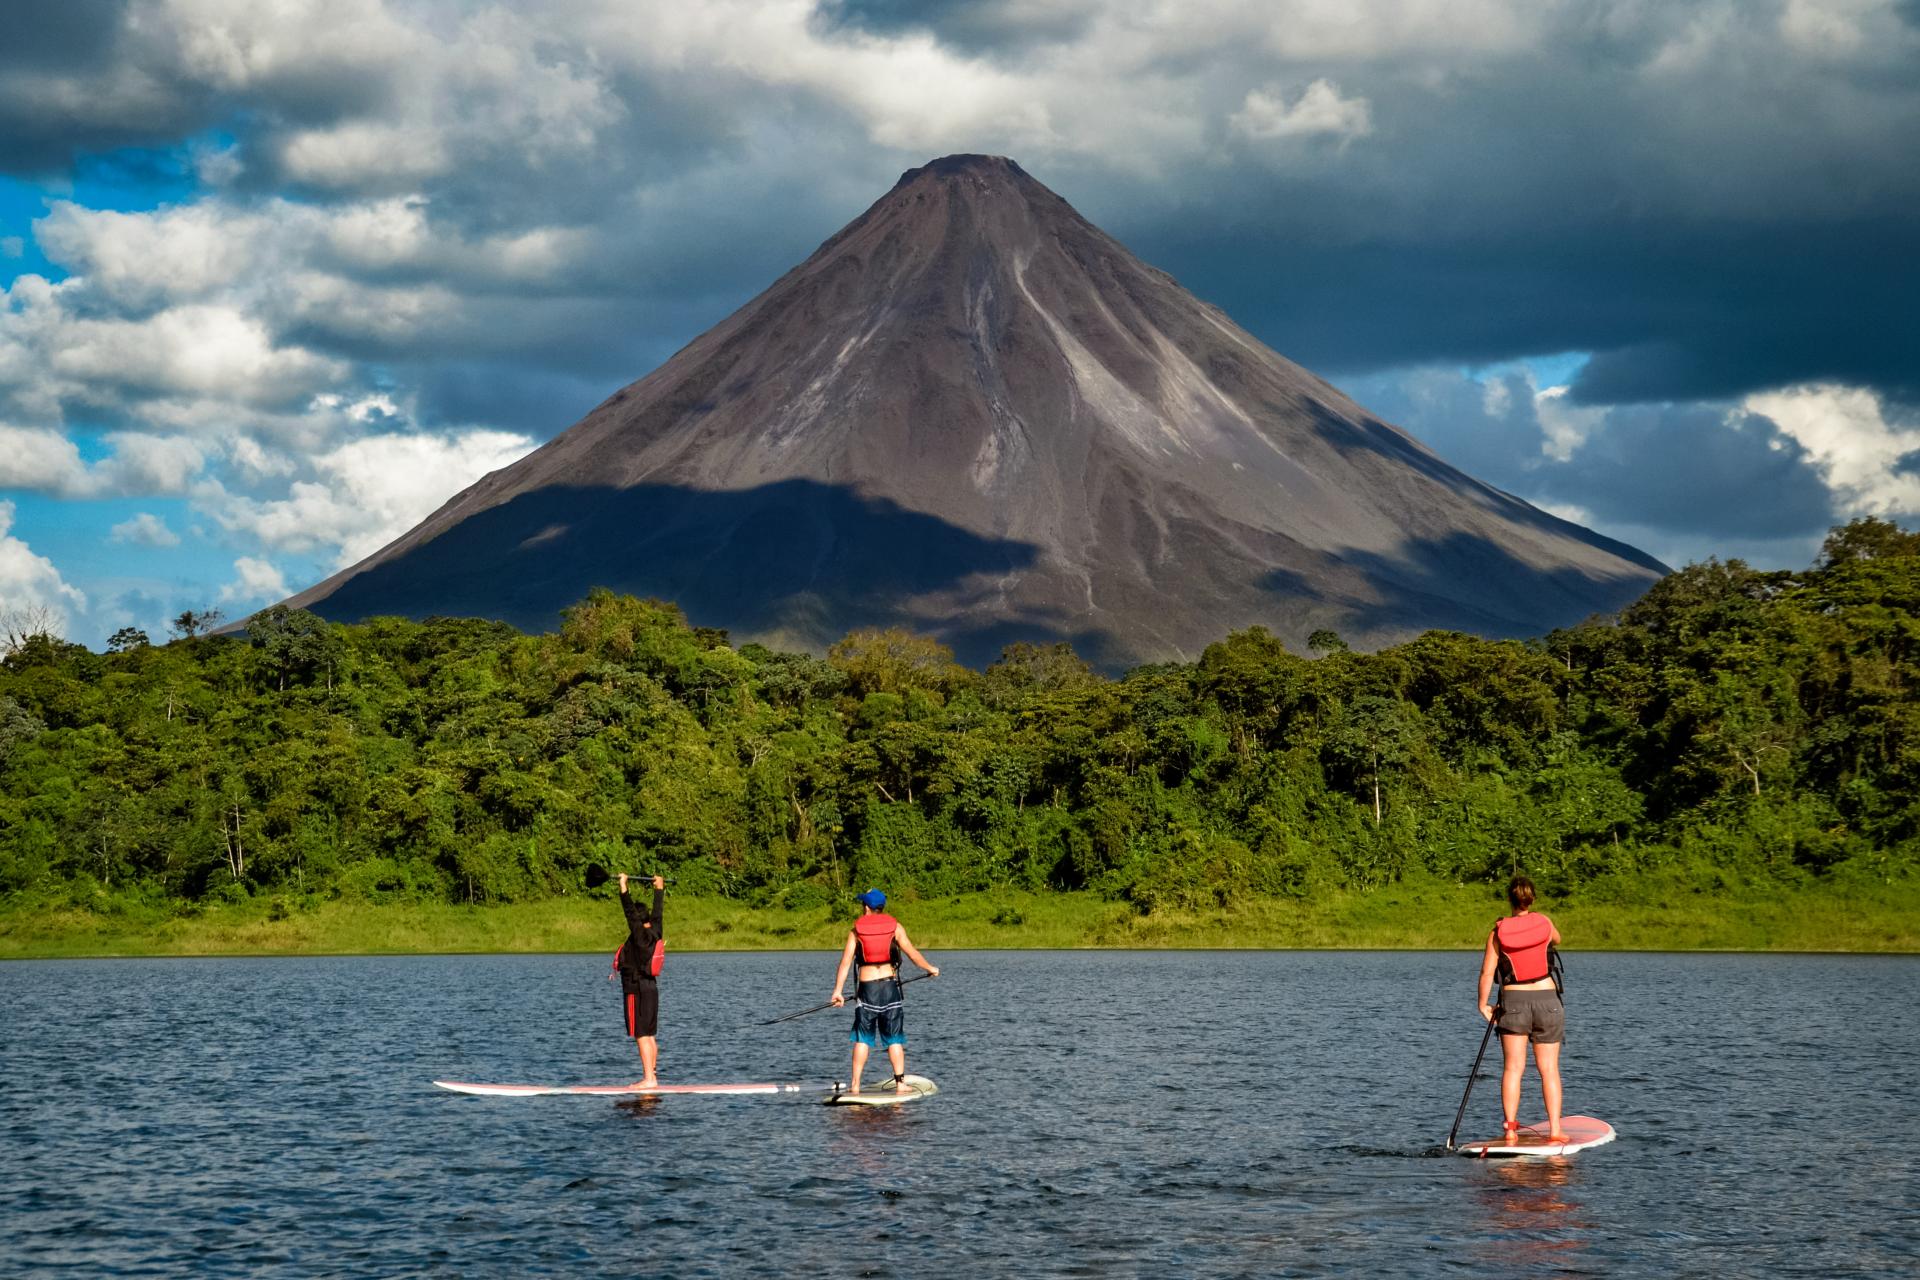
left=850, top=976, right=906, bottom=1048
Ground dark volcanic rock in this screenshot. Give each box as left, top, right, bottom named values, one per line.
left=284, top=154, right=1665, bottom=667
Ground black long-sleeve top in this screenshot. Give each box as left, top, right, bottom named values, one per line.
left=617, top=885, right=663, bottom=986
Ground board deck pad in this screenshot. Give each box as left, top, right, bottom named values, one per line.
left=434, top=1080, right=801, bottom=1097
left=1456, top=1115, right=1615, bottom=1157
left=822, top=1074, right=939, bottom=1106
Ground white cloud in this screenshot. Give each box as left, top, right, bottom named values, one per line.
left=0, top=501, right=87, bottom=634
left=52, top=305, right=345, bottom=406
left=203, top=427, right=537, bottom=566
left=97, top=434, right=209, bottom=495
left=1743, top=383, right=1920, bottom=516
left=110, top=513, right=183, bottom=548
left=219, top=555, right=291, bottom=604
left=1533, top=386, right=1608, bottom=463
left=0, top=426, right=206, bottom=497
left=35, top=201, right=270, bottom=309
left=1230, top=79, right=1374, bottom=143
left=0, top=425, right=91, bottom=495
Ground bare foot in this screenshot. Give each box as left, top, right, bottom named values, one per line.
left=637, top=1078, right=659, bottom=1090
left=893, top=1077, right=911, bottom=1094
left=1547, top=1131, right=1570, bottom=1142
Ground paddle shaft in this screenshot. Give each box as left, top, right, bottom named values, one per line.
left=760, top=971, right=931, bottom=1026
left=584, top=864, right=675, bottom=888
left=1446, top=1004, right=1500, bottom=1150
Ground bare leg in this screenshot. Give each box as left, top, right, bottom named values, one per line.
left=637, top=1035, right=658, bottom=1088
left=1499, top=1033, right=1528, bottom=1129
left=885, top=1043, right=907, bottom=1091
left=848, top=1042, right=870, bottom=1094
left=1534, top=1041, right=1566, bottom=1140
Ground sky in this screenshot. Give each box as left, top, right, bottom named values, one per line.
left=1, top=0, right=1916, bottom=649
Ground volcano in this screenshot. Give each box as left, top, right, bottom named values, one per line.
left=283, top=155, right=1664, bottom=667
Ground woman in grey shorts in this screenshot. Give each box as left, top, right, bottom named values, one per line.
left=1476, top=876, right=1568, bottom=1142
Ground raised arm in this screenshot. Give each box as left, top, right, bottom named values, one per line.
left=1477, top=933, right=1499, bottom=1020
left=895, top=925, right=940, bottom=978
left=829, top=933, right=858, bottom=1006
left=617, top=873, right=665, bottom=938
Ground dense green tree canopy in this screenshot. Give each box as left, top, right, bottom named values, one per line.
left=2, top=521, right=1914, bottom=913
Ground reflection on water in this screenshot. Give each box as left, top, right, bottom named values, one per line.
left=2, top=950, right=1916, bottom=1278
left=1472, top=1158, right=1594, bottom=1273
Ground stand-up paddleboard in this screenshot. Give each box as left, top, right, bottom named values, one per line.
left=1456, top=1115, right=1615, bottom=1158
left=434, top=1079, right=802, bottom=1097
left=822, top=1075, right=938, bottom=1106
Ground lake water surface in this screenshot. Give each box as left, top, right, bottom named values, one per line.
left=3, top=951, right=1916, bottom=1277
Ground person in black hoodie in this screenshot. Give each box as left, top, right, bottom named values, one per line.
left=617, top=873, right=665, bottom=1086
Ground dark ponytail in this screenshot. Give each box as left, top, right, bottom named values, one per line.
left=1507, top=876, right=1536, bottom=911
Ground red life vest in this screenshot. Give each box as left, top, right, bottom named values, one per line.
left=854, top=913, right=901, bottom=968
left=1494, top=913, right=1554, bottom=983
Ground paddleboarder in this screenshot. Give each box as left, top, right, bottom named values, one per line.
left=617, top=873, right=666, bottom=1087
left=829, top=889, right=939, bottom=1094
left=1477, top=875, right=1568, bottom=1142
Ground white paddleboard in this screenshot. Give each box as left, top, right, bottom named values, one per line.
left=434, top=1079, right=801, bottom=1097
left=1457, top=1114, right=1616, bottom=1158
left=822, top=1074, right=939, bottom=1106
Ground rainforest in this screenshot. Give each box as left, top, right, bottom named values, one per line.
left=2, top=519, right=1915, bottom=956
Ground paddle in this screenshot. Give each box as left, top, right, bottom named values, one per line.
left=1445, top=1005, right=1500, bottom=1152
left=757, top=971, right=934, bottom=1026
left=584, top=864, right=675, bottom=889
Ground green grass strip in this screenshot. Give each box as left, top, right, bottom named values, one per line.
left=4, top=876, right=1914, bottom=958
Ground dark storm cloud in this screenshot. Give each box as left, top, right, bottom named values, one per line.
left=1557, top=403, right=1837, bottom=536
left=1087, top=21, right=1920, bottom=409
left=1349, top=370, right=1838, bottom=538
left=0, top=0, right=129, bottom=70
left=1121, top=213, right=1920, bottom=409
left=812, top=0, right=1099, bottom=55
left=411, top=363, right=611, bottom=434
left=0, top=1, right=208, bottom=172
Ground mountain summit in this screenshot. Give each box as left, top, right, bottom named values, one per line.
left=284, top=154, right=1664, bottom=665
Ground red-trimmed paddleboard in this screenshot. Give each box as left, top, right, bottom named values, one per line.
left=822, top=1074, right=938, bottom=1106
left=1457, top=1115, right=1615, bottom=1158
left=434, top=1079, right=801, bottom=1097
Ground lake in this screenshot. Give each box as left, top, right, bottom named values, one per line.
left=3, top=951, right=1916, bottom=1277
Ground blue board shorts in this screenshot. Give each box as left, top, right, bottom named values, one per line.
left=850, top=976, right=906, bottom=1048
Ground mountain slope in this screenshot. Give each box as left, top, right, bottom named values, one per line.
left=284, top=154, right=1664, bottom=666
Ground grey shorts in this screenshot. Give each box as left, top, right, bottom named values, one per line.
left=1497, top=988, right=1565, bottom=1044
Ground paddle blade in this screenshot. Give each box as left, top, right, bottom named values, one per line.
left=584, top=864, right=610, bottom=890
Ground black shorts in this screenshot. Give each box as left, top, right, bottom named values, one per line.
left=850, top=976, right=905, bottom=1048
left=623, top=980, right=658, bottom=1038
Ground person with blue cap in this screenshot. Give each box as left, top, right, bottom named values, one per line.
left=829, top=888, right=939, bottom=1094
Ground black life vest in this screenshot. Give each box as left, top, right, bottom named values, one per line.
left=854, top=912, right=902, bottom=970
left=610, top=937, right=665, bottom=981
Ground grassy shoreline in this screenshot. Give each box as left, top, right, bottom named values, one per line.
left=3, top=876, right=1915, bottom=958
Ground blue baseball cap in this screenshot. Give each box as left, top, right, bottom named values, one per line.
left=857, top=888, right=886, bottom=909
